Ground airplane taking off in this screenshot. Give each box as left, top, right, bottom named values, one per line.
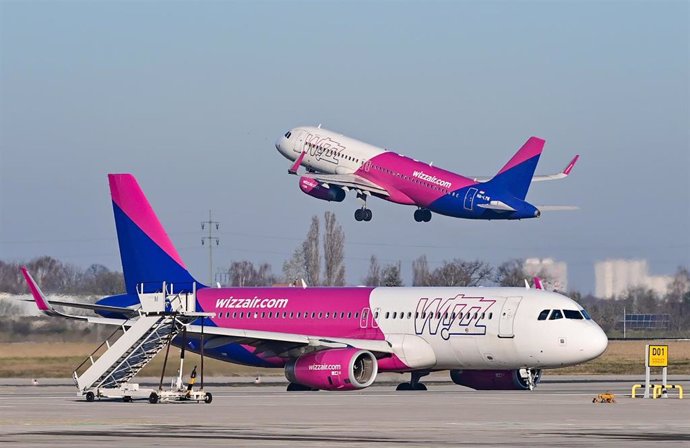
left=22, top=174, right=606, bottom=392
left=275, top=127, right=579, bottom=222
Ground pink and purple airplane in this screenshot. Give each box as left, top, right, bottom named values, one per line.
left=276, top=127, right=579, bottom=222
left=22, top=174, right=606, bottom=392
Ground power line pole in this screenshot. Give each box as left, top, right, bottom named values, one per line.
left=201, top=210, right=220, bottom=286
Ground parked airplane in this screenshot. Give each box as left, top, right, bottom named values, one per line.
left=275, top=127, right=578, bottom=222
left=22, top=174, right=606, bottom=392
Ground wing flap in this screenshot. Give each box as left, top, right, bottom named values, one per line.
left=301, top=173, right=390, bottom=197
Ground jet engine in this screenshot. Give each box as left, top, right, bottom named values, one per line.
left=299, top=176, right=346, bottom=202
left=285, top=348, right=378, bottom=391
left=450, top=369, right=542, bottom=390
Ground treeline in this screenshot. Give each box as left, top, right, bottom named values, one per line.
left=3, top=212, right=689, bottom=335
left=0, top=256, right=123, bottom=295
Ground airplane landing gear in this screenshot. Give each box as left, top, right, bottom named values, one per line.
left=355, top=208, right=372, bottom=222
left=414, top=209, right=432, bottom=222
left=396, top=370, right=429, bottom=391
left=355, top=191, right=372, bottom=222
left=287, top=382, right=317, bottom=392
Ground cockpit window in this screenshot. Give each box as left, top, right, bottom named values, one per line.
left=564, top=310, right=584, bottom=320
left=549, top=309, right=563, bottom=320
left=284, top=131, right=292, bottom=139
left=537, top=309, right=550, bottom=321
left=580, top=309, right=592, bottom=320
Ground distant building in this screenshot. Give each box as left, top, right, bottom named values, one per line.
left=594, top=259, right=672, bottom=299
left=523, top=258, right=568, bottom=291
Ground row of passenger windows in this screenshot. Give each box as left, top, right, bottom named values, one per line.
left=371, top=164, right=451, bottom=193
left=217, top=310, right=493, bottom=321
left=537, top=309, right=591, bottom=321
left=305, top=142, right=360, bottom=164
left=220, top=310, right=361, bottom=320
left=384, top=311, right=492, bottom=320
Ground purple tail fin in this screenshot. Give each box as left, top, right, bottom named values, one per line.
left=488, top=137, right=545, bottom=200
left=109, top=174, right=199, bottom=294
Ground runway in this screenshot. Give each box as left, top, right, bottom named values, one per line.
left=1, top=377, right=688, bottom=447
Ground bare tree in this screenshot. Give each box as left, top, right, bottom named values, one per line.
left=282, top=246, right=307, bottom=285
left=229, top=260, right=276, bottom=286
left=303, top=216, right=321, bottom=286
left=362, top=256, right=381, bottom=286
left=412, top=255, right=430, bottom=286
left=495, top=259, right=530, bottom=287
left=322, top=211, right=345, bottom=286
left=429, top=259, right=493, bottom=287
left=381, top=261, right=403, bottom=287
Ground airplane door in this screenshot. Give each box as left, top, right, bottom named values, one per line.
left=498, top=297, right=522, bottom=338
left=464, top=188, right=478, bottom=210
left=293, top=131, right=306, bottom=154
left=359, top=308, right=370, bottom=329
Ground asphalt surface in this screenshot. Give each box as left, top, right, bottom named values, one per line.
left=1, top=376, right=688, bottom=447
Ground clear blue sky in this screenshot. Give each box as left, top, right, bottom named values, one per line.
left=1, top=0, right=688, bottom=292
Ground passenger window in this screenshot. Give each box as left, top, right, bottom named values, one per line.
left=348, top=312, right=352, bottom=318
left=318, top=312, right=322, bottom=318
left=549, top=310, right=564, bottom=320
left=564, top=310, right=584, bottom=320
left=392, top=312, right=397, bottom=319
left=400, top=312, right=404, bottom=319
left=374, top=311, right=379, bottom=319
left=385, top=312, right=390, bottom=319
left=355, top=312, right=359, bottom=318
left=407, top=312, right=412, bottom=319
left=538, top=309, right=550, bottom=321
left=488, top=312, right=493, bottom=320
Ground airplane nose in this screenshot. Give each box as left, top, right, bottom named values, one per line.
left=275, top=136, right=283, bottom=152
left=588, top=326, right=608, bottom=360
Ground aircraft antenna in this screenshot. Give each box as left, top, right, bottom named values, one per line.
left=201, top=210, right=220, bottom=285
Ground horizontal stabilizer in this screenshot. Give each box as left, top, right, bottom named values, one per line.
left=476, top=201, right=516, bottom=212
left=536, top=205, right=579, bottom=211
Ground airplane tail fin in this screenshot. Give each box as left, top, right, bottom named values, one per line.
left=487, top=137, right=545, bottom=200
left=108, top=174, right=199, bottom=294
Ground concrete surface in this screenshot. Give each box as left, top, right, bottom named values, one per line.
left=1, top=376, right=688, bottom=447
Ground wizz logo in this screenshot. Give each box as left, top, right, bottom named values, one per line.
left=414, top=295, right=495, bottom=340
left=305, top=134, right=346, bottom=164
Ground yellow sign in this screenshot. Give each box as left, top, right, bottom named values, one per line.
left=648, top=345, right=668, bottom=367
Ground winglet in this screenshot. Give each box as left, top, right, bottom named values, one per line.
left=562, top=155, right=579, bottom=176
left=288, top=150, right=307, bottom=175
left=21, top=267, right=61, bottom=316
left=533, top=277, right=544, bottom=290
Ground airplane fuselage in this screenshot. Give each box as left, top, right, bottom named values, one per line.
left=187, top=286, right=607, bottom=372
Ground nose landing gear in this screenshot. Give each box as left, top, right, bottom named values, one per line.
left=396, top=370, right=429, bottom=391
left=414, top=208, right=432, bottom=222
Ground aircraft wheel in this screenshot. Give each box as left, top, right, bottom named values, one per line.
left=396, top=383, right=413, bottom=391
left=85, top=391, right=95, bottom=402
left=414, top=210, right=422, bottom=222
left=363, top=209, right=372, bottom=221
left=354, top=209, right=363, bottom=221
left=423, top=210, right=432, bottom=222
left=287, top=382, right=314, bottom=392
left=413, top=383, right=428, bottom=391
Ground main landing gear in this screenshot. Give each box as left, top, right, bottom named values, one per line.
left=354, top=208, right=372, bottom=222
left=354, top=191, right=372, bottom=222
left=414, top=208, right=432, bottom=222
left=396, top=371, right=429, bottom=391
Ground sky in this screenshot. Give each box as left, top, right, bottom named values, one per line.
left=1, top=0, right=688, bottom=293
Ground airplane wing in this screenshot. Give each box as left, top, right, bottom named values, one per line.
left=21, top=267, right=135, bottom=325
left=301, top=173, right=390, bottom=197
left=21, top=267, right=394, bottom=357
left=189, top=324, right=395, bottom=357
left=471, top=155, right=580, bottom=183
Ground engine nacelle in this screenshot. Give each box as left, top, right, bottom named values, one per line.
left=450, top=369, right=542, bottom=390
left=285, top=348, right=378, bottom=391
left=299, top=176, right=346, bottom=202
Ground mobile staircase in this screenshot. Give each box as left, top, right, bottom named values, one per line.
left=73, top=283, right=213, bottom=402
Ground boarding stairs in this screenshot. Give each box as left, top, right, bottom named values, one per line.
left=72, top=283, right=210, bottom=394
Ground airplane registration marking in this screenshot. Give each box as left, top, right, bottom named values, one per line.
left=414, top=295, right=496, bottom=340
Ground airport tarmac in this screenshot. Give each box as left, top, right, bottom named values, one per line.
left=1, top=376, right=688, bottom=447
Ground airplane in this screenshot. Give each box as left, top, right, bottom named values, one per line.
left=275, top=126, right=579, bottom=222
left=21, top=174, right=606, bottom=392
